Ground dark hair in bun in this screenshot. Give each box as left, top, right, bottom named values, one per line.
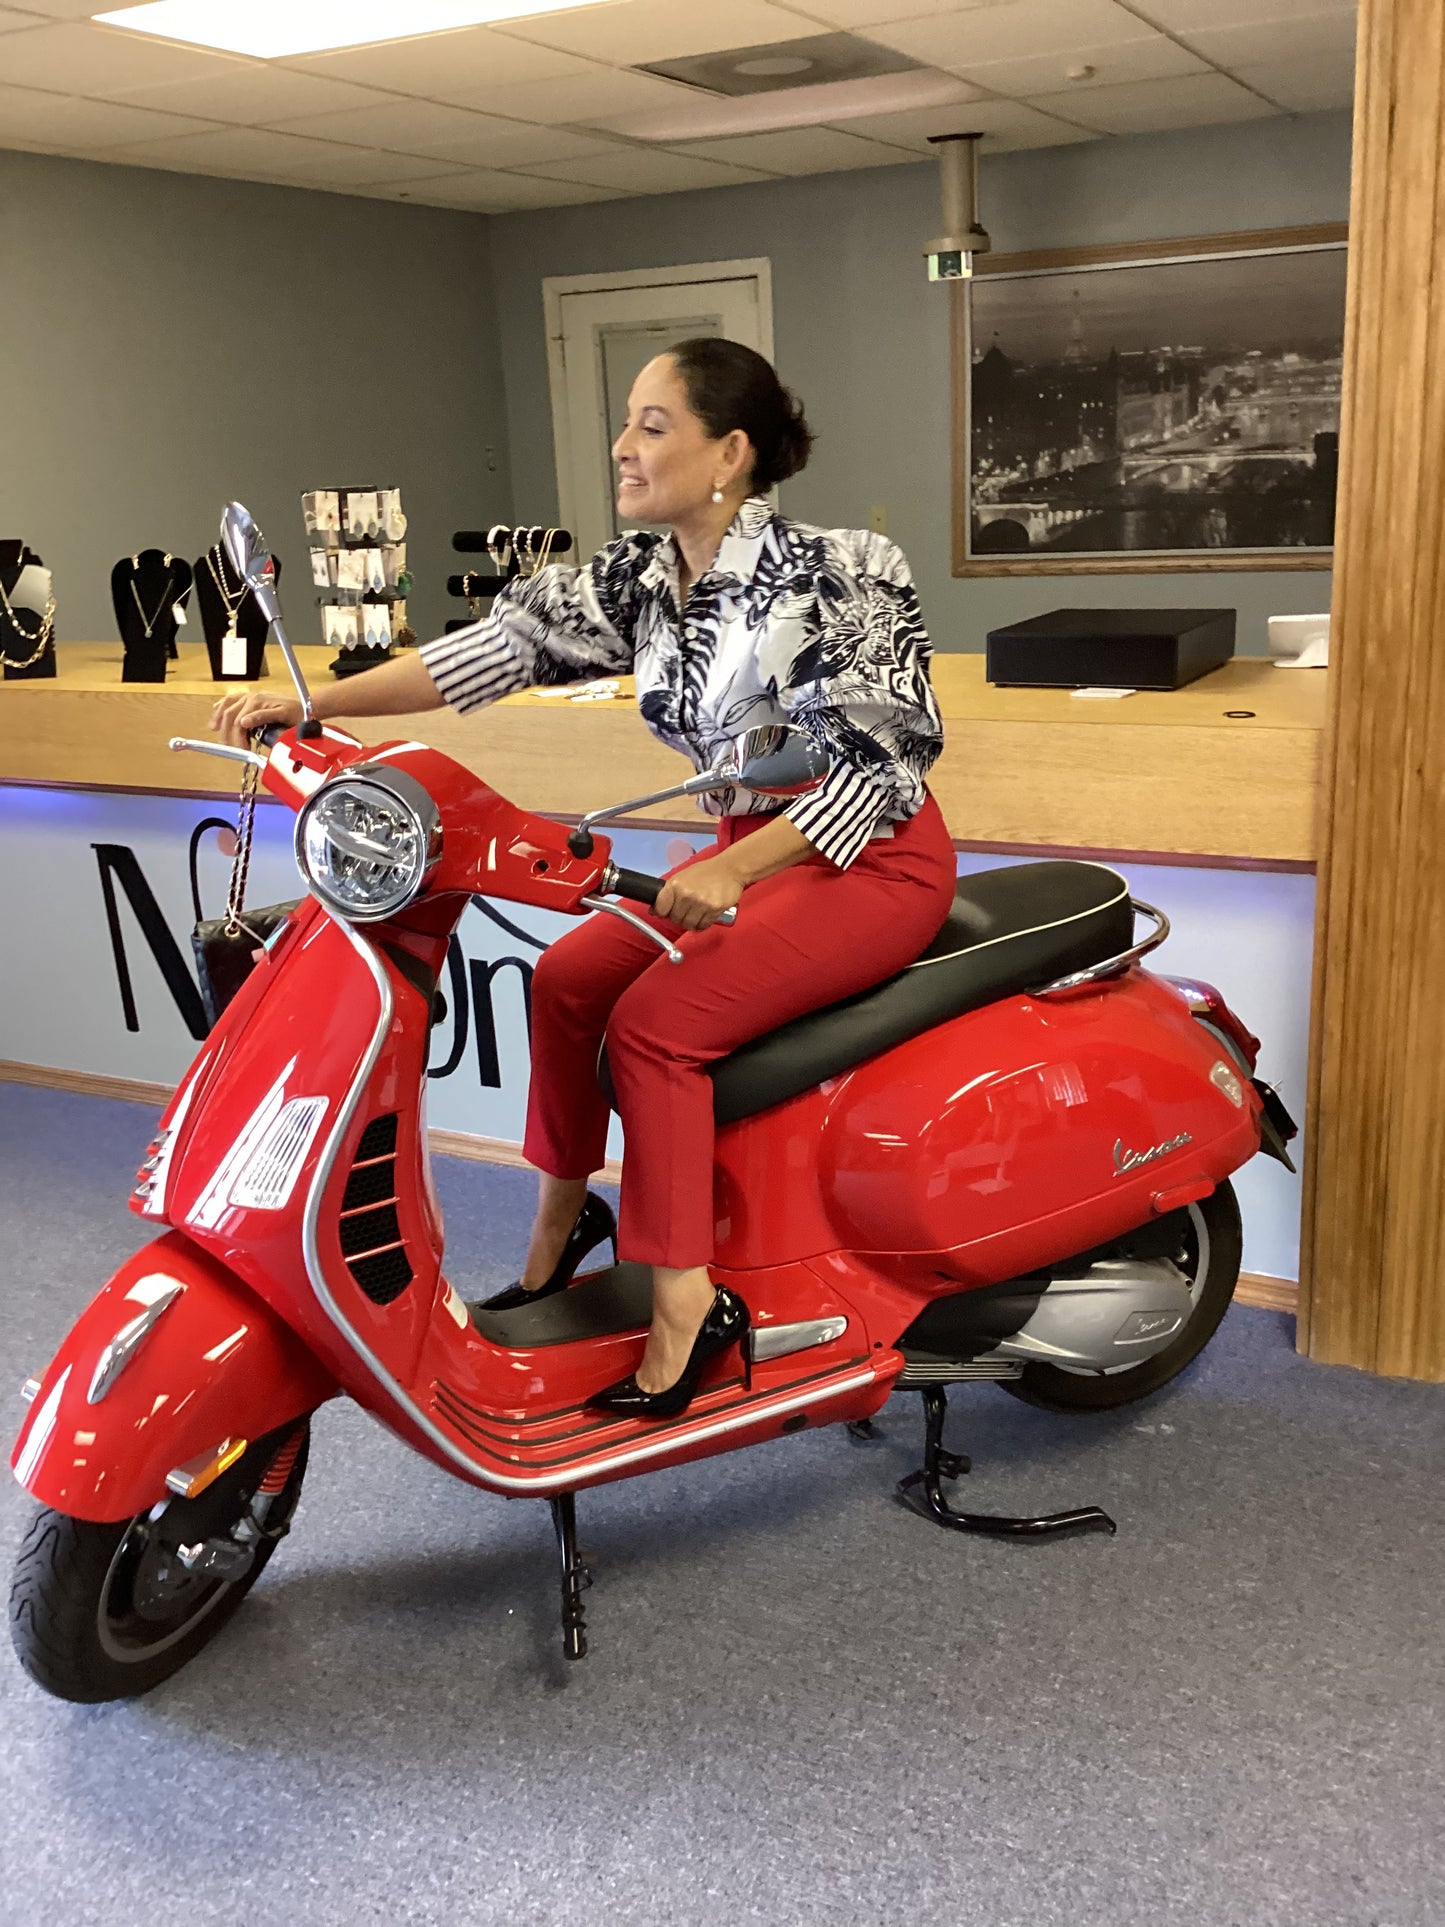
left=669, top=336, right=814, bottom=492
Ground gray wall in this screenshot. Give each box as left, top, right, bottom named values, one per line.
left=0, top=150, right=512, bottom=644
left=490, top=110, right=1352, bottom=653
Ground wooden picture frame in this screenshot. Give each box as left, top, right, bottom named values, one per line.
left=952, top=223, right=1348, bottom=577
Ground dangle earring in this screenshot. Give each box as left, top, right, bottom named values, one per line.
left=711, top=482, right=725, bottom=504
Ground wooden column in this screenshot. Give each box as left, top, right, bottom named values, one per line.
left=1300, top=0, right=1445, bottom=1378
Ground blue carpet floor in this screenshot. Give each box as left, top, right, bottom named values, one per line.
left=1, top=1084, right=1442, bottom=1927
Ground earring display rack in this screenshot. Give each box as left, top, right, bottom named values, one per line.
left=302, top=487, right=414, bottom=679
left=443, top=523, right=573, bottom=634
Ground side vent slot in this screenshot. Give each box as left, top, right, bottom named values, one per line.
left=340, top=1112, right=413, bottom=1306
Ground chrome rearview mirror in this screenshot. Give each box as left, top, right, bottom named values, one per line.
left=219, top=500, right=315, bottom=727
left=731, top=725, right=830, bottom=798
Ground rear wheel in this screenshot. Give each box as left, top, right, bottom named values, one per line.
left=1002, top=1183, right=1242, bottom=1413
left=9, top=1424, right=309, bottom=1703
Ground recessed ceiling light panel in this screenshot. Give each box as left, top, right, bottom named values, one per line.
left=92, top=0, right=612, bottom=61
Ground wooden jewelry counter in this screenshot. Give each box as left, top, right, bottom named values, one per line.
left=0, top=644, right=1324, bottom=869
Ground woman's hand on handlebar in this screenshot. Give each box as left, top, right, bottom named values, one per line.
left=212, top=691, right=304, bottom=749
left=653, top=855, right=744, bottom=933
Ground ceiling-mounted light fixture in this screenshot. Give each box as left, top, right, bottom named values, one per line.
left=91, top=0, right=611, bottom=61
left=925, top=132, right=991, bottom=283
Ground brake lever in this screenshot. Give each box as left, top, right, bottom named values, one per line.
left=580, top=897, right=683, bottom=965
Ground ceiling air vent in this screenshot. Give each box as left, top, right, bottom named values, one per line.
left=636, top=32, right=924, bottom=98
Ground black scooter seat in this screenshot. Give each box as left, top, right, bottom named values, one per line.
left=470, top=1262, right=652, bottom=1346
left=600, top=859, right=1133, bottom=1128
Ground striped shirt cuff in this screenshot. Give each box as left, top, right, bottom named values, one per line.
left=420, top=620, right=533, bottom=715
left=785, top=760, right=892, bottom=869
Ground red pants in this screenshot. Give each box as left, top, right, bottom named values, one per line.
left=523, top=792, right=957, bottom=1267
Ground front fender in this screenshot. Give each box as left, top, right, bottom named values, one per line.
left=12, top=1232, right=337, bottom=1522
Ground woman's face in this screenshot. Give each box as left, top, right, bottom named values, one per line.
left=612, top=354, right=750, bottom=526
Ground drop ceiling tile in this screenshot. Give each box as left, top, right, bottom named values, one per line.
left=1127, top=0, right=1355, bottom=28
left=492, top=0, right=826, bottom=64
left=282, top=26, right=593, bottom=100
left=98, top=125, right=471, bottom=185
left=1175, top=12, right=1359, bottom=67
left=860, top=0, right=1158, bottom=65
left=1039, top=70, right=1280, bottom=135
left=108, top=65, right=388, bottom=124
left=0, top=81, right=220, bottom=146
left=1230, top=52, right=1355, bottom=112
left=802, top=0, right=1024, bottom=20
left=268, top=96, right=506, bottom=148
left=363, top=169, right=622, bottom=211
left=0, top=20, right=255, bottom=95
left=0, top=0, right=124, bottom=14
left=478, top=67, right=705, bottom=126
left=390, top=122, right=620, bottom=169
left=520, top=148, right=775, bottom=193
left=677, top=125, right=919, bottom=172
left=958, top=36, right=1207, bottom=97
left=843, top=96, right=1096, bottom=153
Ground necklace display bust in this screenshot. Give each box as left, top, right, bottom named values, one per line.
left=111, top=549, right=193, bottom=684
left=193, top=543, right=274, bottom=682
left=1, top=539, right=56, bottom=681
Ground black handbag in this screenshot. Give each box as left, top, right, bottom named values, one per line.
left=191, top=749, right=300, bottom=1030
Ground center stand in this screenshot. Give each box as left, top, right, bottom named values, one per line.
left=896, top=1388, right=1117, bottom=1540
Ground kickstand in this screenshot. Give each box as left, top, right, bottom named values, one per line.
left=896, top=1388, right=1116, bottom=1541
left=549, top=1491, right=593, bottom=1661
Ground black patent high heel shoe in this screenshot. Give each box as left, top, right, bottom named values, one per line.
left=478, top=1191, right=618, bottom=1311
left=587, top=1287, right=750, bottom=1420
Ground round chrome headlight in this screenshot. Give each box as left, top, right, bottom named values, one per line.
left=296, top=767, right=440, bottom=922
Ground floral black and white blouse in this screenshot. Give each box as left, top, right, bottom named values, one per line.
left=420, top=496, right=944, bottom=870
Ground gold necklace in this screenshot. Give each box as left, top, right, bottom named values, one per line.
left=0, top=573, right=56, bottom=669
left=128, top=552, right=175, bottom=638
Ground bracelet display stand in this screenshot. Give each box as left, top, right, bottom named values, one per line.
left=1, top=539, right=57, bottom=681
left=302, top=487, right=411, bottom=678
left=111, top=549, right=193, bottom=684
left=444, top=523, right=573, bottom=634
left=194, top=543, right=273, bottom=682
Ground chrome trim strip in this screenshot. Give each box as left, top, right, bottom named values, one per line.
left=299, top=928, right=880, bottom=1494
left=87, top=1284, right=185, bottom=1405
left=748, top=1316, right=848, bottom=1363
left=1032, top=897, right=1170, bottom=996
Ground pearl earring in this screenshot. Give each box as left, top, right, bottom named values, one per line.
left=711, top=487, right=725, bottom=504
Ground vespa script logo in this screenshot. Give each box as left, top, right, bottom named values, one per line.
left=1113, top=1131, right=1193, bottom=1177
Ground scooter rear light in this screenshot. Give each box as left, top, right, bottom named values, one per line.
left=1162, top=976, right=1261, bottom=1070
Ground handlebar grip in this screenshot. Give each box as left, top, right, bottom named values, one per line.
left=256, top=723, right=286, bottom=748
left=610, top=866, right=662, bottom=906
left=610, top=868, right=738, bottom=927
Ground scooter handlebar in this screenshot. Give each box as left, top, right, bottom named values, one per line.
left=609, top=866, right=737, bottom=926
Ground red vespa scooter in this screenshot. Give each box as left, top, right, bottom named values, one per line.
left=9, top=505, right=1297, bottom=1701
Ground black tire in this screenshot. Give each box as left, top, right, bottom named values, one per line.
left=1001, top=1182, right=1243, bottom=1413
left=9, top=1425, right=308, bottom=1704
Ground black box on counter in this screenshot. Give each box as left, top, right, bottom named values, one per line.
left=985, top=608, right=1236, bottom=691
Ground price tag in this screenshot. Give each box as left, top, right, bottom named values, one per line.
left=173, top=602, right=188, bottom=626
left=221, top=624, right=246, bottom=676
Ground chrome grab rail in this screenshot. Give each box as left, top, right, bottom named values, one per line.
left=1031, top=898, right=1170, bottom=997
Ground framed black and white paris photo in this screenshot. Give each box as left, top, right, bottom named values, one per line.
left=953, top=224, right=1348, bottom=576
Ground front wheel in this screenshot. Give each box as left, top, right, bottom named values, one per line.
left=1002, top=1183, right=1243, bottom=1413
left=9, top=1422, right=309, bottom=1703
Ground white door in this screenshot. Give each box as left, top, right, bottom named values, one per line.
left=546, top=261, right=773, bottom=562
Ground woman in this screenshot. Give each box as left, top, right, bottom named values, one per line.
left=215, top=338, right=953, bottom=1420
